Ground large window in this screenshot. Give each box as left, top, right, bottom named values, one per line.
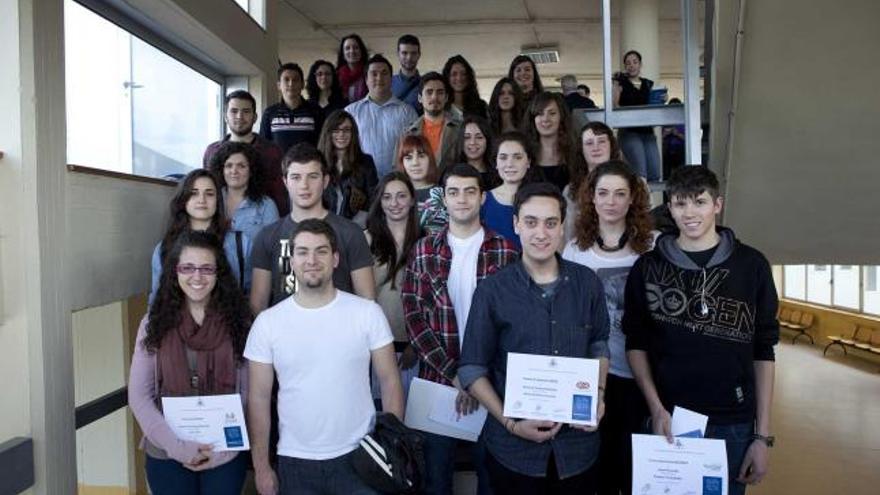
left=65, top=0, right=222, bottom=178
left=232, top=0, right=265, bottom=28
left=781, top=264, right=878, bottom=316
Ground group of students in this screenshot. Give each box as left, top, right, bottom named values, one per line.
left=127, top=32, right=779, bottom=495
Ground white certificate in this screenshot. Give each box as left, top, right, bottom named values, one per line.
left=404, top=378, right=487, bottom=442
left=632, top=434, right=728, bottom=495
left=503, top=352, right=601, bottom=426
left=161, top=394, right=250, bottom=452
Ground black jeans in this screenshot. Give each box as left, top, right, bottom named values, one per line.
left=486, top=451, right=597, bottom=495
left=276, top=451, right=379, bottom=495
left=597, top=373, right=649, bottom=495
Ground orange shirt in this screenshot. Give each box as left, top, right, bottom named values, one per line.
left=422, top=117, right=444, bottom=161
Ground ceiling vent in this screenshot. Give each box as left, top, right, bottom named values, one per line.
left=521, top=46, right=560, bottom=65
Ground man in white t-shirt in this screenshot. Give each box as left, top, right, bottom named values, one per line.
left=401, top=164, right=519, bottom=495
left=246, top=219, right=403, bottom=495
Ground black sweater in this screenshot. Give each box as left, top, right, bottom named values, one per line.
left=622, top=228, right=779, bottom=424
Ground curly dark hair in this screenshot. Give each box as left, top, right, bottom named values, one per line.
left=442, top=55, right=486, bottom=118
left=574, top=160, right=653, bottom=254
left=209, top=141, right=265, bottom=203
left=306, top=60, right=345, bottom=108
left=337, top=34, right=369, bottom=69
left=569, top=121, right=624, bottom=201
left=145, top=231, right=252, bottom=359
left=488, top=77, right=526, bottom=136
left=366, top=172, right=423, bottom=289
left=522, top=92, right=577, bottom=184
left=159, top=169, right=228, bottom=264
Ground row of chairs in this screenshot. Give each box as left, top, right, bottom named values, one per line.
left=778, top=307, right=815, bottom=344
left=823, top=323, right=880, bottom=357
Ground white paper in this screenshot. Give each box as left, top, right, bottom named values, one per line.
left=632, top=434, right=728, bottom=495
left=671, top=406, right=709, bottom=438
left=161, top=394, right=250, bottom=451
left=404, top=378, right=487, bottom=442
left=503, top=352, right=601, bottom=426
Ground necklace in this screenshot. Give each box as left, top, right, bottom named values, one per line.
left=597, top=230, right=629, bottom=252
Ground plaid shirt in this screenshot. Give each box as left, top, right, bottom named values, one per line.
left=401, top=226, right=519, bottom=386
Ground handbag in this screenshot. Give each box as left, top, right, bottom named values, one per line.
left=350, top=412, right=425, bottom=494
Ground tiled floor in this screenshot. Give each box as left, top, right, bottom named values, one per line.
left=454, top=341, right=880, bottom=494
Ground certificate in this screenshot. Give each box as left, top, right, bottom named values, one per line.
left=503, top=352, right=601, bottom=426
left=404, top=378, right=487, bottom=442
left=632, top=434, right=728, bottom=495
left=161, top=394, right=250, bottom=452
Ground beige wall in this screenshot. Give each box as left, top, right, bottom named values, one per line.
left=714, top=0, right=880, bottom=264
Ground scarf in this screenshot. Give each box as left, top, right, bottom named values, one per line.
left=156, top=310, right=237, bottom=398
left=338, top=63, right=368, bottom=102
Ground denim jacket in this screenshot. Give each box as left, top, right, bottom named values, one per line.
left=459, top=258, right=610, bottom=478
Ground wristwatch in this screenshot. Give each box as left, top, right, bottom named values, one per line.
left=751, top=434, right=775, bottom=447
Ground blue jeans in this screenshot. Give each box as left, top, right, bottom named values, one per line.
left=145, top=453, right=247, bottom=495
left=277, top=451, right=379, bottom=495
left=619, top=130, right=662, bottom=181
left=422, top=431, right=492, bottom=495
left=704, top=422, right=754, bottom=495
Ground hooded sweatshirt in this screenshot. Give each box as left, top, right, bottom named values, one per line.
left=622, top=227, right=779, bottom=425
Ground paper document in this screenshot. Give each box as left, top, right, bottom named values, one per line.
left=632, top=434, right=728, bottom=495
left=161, top=394, right=250, bottom=451
left=404, top=378, right=487, bottom=441
left=671, top=406, right=709, bottom=438
left=504, top=352, right=601, bottom=426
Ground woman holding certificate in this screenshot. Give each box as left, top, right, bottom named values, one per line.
left=129, top=231, right=252, bottom=494
left=562, top=161, right=655, bottom=495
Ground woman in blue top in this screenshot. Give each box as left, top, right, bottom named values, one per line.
left=150, top=169, right=252, bottom=302
left=480, top=130, right=539, bottom=249
left=208, top=141, right=279, bottom=242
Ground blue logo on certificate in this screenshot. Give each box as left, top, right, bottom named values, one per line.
left=571, top=395, right=592, bottom=421
left=224, top=426, right=244, bottom=448
left=702, top=476, right=722, bottom=495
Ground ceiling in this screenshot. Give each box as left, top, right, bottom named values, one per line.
left=276, top=0, right=704, bottom=97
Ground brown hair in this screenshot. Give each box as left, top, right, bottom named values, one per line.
left=574, top=160, right=653, bottom=254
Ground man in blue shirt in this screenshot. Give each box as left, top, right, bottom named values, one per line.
left=391, top=34, right=422, bottom=114
left=459, top=182, right=610, bottom=494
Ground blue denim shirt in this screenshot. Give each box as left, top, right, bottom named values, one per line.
left=391, top=71, right=422, bottom=113
left=149, top=231, right=252, bottom=304
left=459, top=258, right=610, bottom=479
left=226, top=192, right=280, bottom=242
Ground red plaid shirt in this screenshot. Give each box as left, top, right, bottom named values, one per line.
left=401, top=226, right=519, bottom=386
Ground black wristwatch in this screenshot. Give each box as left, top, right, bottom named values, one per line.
left=751, top=434, right=775, bottom=447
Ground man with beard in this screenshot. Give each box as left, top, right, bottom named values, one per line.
left=392, top=34, right=423, bottom=113
left=398, top=72, right=462, bottom=174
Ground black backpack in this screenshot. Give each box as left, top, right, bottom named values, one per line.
left=350, top=412, right=425, bottom=494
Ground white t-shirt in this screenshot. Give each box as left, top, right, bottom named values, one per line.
left=562, top=241, right=640, bottom=379
left=447, top=228, right=485, bottom=349
left=244, top=291, right=393, bottom=460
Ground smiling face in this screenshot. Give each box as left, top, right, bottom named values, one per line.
left=593, top=174, right=632, bottom=225
left=498, top=82, right=516, bottom=111
left=449, top=63, right=468, bottom=93
left=669, top=191, right=723, bottom=244
left=624, top=53, right=642, bottom=78
left=176, top=246, right=217, bottom=306
left=402, top=148, right=431, bottom=183
left=495, top=140, right=530, bottom=185
left=225, top=98, right=256, bottom=137
left=582, top=129, right=612, bottom=169
left=291, top=231, right=339, bottom=290
left=380, top=180, right=414, bottom=223
left=343, top=37, right=362, bottom=65
left=534, top=100, right=561, bottom=137
left=223, top=152, right=251, bottom=191
left=185, top=177, right=218, bottom=224
left=366, top=61, right=392, bottom=100
left=515, top=195, right=563, bottom=264
left=330, top=117, right=353, bottom=150
left=284, top=160, right=328, bottom=210
left=314, top=63, right=334, bottom=91
left=443, top=175, right=484, bottom=226
left=278, top=69, right=304, bottom=105
left=462, top=123, right=487, bottom=162
left=513, top=61, right=535, bottom=94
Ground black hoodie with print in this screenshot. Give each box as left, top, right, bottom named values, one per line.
left=622, top=227, right=779, bottom=425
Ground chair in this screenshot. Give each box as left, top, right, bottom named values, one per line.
left=789, top=312, right=815, bottom=345
left=779, top=307, right=792, bottom=325
left=782, top=310, right=802, bottom=329
left=824, top=323, right=860, bottom=355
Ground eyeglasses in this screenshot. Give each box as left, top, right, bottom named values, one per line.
left=331, top=128, right=353, bottom=135
left=176, top=264, right=217, bottom=275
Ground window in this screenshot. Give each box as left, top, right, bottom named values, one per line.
left=231, top=0, right=265, bottom=28
left=832, top=265, right=860, bottom=310
left=783, top=265, right=806, bottom=300
left=65, top=0, right=222, bottom=178
left=806, top=265, right=832, bottom=305
left=865, top=266, right=880, bottom=315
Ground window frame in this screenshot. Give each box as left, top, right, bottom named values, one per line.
left=781, top=264, right=872, bottom=316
